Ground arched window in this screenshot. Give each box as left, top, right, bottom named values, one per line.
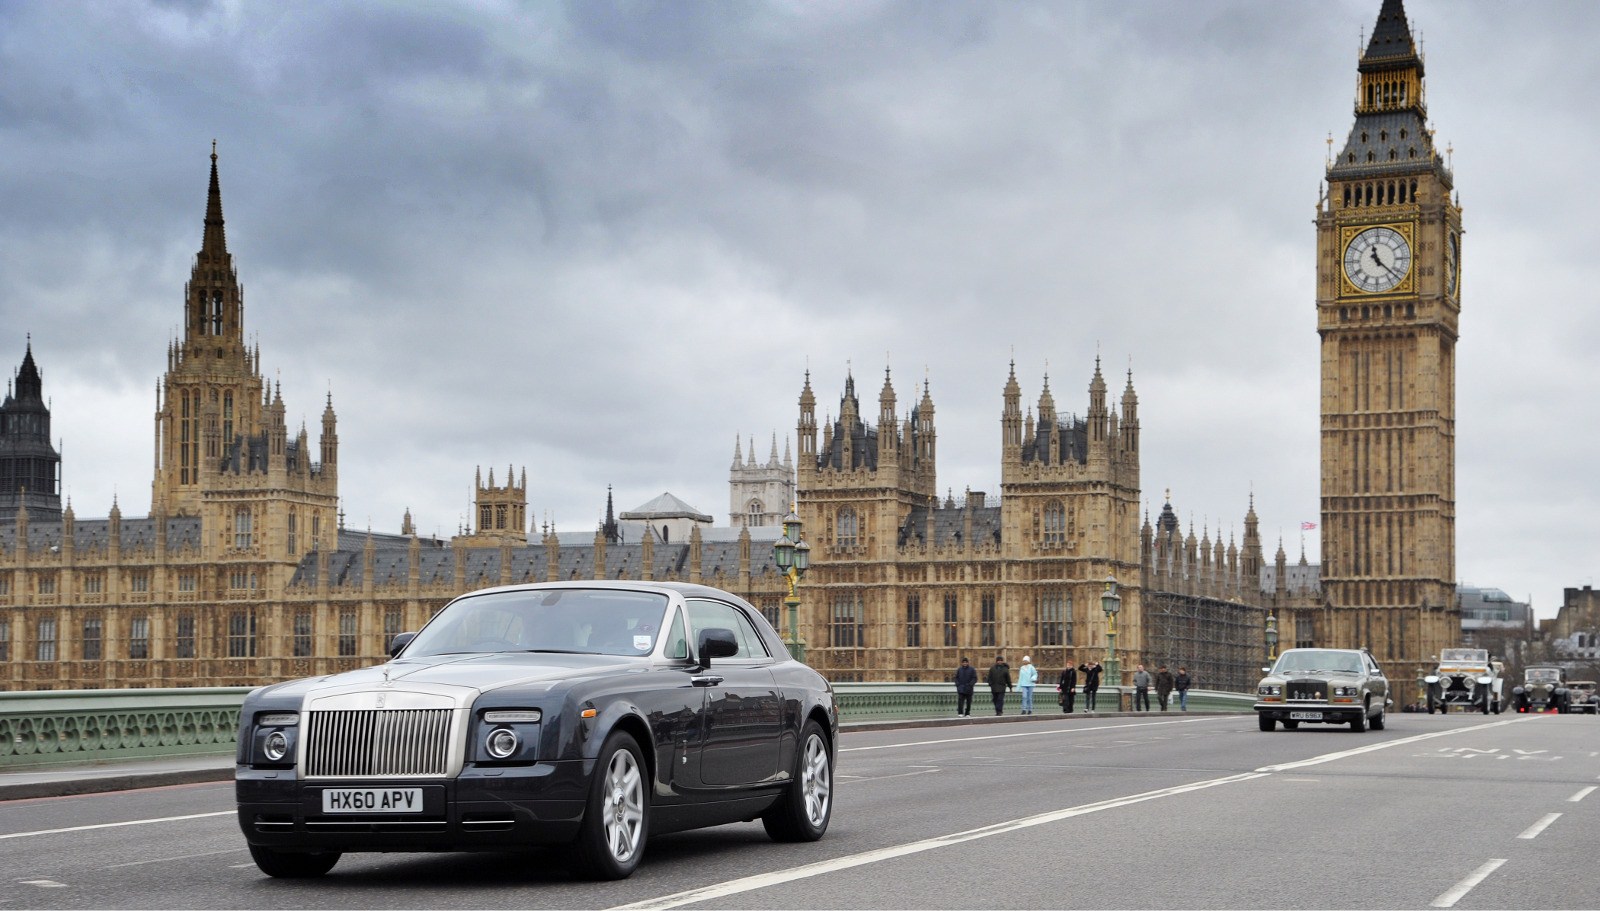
left=234, top=506, right=252, bottom=550
left=1043, top=501, right=1066, bottom=544
left=747, top=499, right=764, bottom=525
left=837, top=507, right=858, bottom=548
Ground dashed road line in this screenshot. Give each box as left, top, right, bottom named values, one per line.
left=1430, top=858, right=1506, bottom=908
left=1517, top=813, right=1561, bottom=840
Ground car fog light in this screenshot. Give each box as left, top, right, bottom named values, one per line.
left=486, top=727, right=520, bottom=760
left=264, top=730, right=289, bottom=762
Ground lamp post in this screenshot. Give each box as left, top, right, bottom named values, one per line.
left=1100, top=574, right=1121, bottom=686
left=1265, top=612, right=1279, bottom=665
left=773, top=506, right=810, bottom=662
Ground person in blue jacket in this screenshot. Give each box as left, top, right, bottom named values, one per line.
left=1018, top=655, right=1039, bottom=714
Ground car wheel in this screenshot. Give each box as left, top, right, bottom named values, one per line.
left=1426, top=700, right=1436, bottom=714
left=1350, top=701, right=1369, bottom=732
left=1371, top=706, right=1386, bottom=730
left=1283, top=720, right=1300, bottom=730
left=570, top=731, right=649, bottom=880
left=764, top=719, right=834, bottom=842
left=1257, top=714, right=1274, bottom=732
left=248, top=845, right=340, bottom=878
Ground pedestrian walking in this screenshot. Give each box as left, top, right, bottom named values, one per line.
left=1082, top=661, right=1102, bottom=713
left=1018, top=656, right=1038, bottom=714
left=1175, top=666, right=1192, bottom=712
left=1155, top=663, right=1175, bottom=712
left=1133, top=664, right=1152, bottom=711
left=954, top=656, right=978, bottom=717
left=1058, top=662, right=1078, bottom=713
left=986, top=654, right=1013, bottom=716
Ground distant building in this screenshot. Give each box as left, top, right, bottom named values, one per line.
left=0, top=341, right=62, bottom=523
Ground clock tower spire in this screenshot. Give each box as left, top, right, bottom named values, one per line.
left=1315, top=0, right=1462, bottom=684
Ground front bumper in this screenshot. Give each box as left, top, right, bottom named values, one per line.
left=1254, top=703, right=1364, bottom=724
left=236, top=759, right=588, bottom=852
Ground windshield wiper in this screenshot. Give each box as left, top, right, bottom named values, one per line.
left=519, top=648, right=601, bottom=655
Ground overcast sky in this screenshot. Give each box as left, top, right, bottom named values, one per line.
left=3, top=1, right=1596, bottom=619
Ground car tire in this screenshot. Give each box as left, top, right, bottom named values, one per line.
left=1283, top=720, right=1300, bottom=730
left=248, top=845, right=340, bottom=878
left=763, top=719, right=833, bottom=842
left=1350, top=701, right=1369, bottom=732
left=1257, top=714, right=1275, bottom=732
left=569, top=731, right=649, bottom=880
left=1426, top=700, right=1436, bottom=714
left=1371, top=706, right=1386, bottom=730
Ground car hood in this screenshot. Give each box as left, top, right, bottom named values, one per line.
left=256, top=652, right=646, bottom=701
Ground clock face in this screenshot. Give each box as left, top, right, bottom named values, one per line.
left=1343, top=226, right=1412, bottom=294
left=1446, top=233, right=1459, bottom=296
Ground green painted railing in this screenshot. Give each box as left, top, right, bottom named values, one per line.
left=0, top=683, right=1254, bottom=770
left=831, top=683, right=1254, bottom=721
left=0, top=688, right=247, bottom=769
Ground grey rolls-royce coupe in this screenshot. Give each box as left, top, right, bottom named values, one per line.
left=235, top=581, right=837, bottom=880
left=1254, top=647, right=1390, bottom=732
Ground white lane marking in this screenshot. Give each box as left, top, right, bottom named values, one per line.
left=20, top=880, right=67, bottom=888
left=1569, top=786, right=1597, bottom=803
left=106, top=848, right=244, bottom=869
left=1256, top=718, right=1526, bottom=772
left=1430, top=858, right=1506, bottom=908
left=1517, top=813, right=1561, bottom=839
left=841, top=717, right=1216, bottom=753
left=0, top=811, right=232, bottom=841
left=606, top=771, right=1267, bottom=911
left=836, top=768, right=942, bottom=784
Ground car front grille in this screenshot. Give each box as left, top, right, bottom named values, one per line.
left=1287, top=680, right=1327, bottom=701
left=303, top=709, right=455, bottom=778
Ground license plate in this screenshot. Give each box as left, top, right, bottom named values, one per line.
left=321, top=788, right=424, bottom=814
left=1289, top=711, right=1323, bottom=721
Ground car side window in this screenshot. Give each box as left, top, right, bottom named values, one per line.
left=686, top=599, right=769, bottom=660
left=663, top=608, right=688, bottom=660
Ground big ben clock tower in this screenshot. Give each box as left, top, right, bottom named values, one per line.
left=1317, top=0, right=1461, bottom=683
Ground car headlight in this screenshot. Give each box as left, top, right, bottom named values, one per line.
left=1332, top=685, right=1359, bottom=697
left=1258, top=684, right=1281, bottom=697
left=264, top=730, right=290, bottom=762
left=484, top=727, right=520, bottom=760
left=1462, top=677, right=1476, bottom=691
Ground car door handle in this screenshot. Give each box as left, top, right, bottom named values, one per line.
left=691, top=675, right=724, bottom=688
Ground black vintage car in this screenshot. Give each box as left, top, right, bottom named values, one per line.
left=236, top=581, right=837, bottom=880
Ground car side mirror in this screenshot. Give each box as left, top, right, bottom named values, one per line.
left=697, top=627, right=739, bottom=662
left=388, top=631, right=416, bottom=659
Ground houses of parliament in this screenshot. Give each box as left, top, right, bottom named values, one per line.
left=1, top=0, right=1464, bottom=694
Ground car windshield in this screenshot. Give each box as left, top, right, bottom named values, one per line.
left=401, top=588, right=672, bottom=658
left=1439, top=648, right=1487, bottom=664
left=1272, top=650, right=1363, bottom=675
left=1526, top=668, right=1562, bottom=684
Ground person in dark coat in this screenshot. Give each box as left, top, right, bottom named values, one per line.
left=1057, top=662, right=1078, bottom=713
left=953, top=657, right=978, bottom=717
left=1082, top=661, right=1102, bottom=713
left=986, top=654, right=1013, bottom=716
left=1155, top=664, right=1175, bottom=711
left=1175, top=666, right=1192, bottom=712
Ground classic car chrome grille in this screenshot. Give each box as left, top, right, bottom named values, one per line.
left=303, top=709, right=454, bottom=778
left=1287, top=681, right=1327, bottom=701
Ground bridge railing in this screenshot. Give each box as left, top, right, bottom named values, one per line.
left=0, top=684, right=1254, bottom=770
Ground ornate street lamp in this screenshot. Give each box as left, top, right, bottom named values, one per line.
left=1265, top=612, right=1279, bottom=665
left=1100, top=574, right=1121, bottom=686
left=773, top=505, right=810, bottom=662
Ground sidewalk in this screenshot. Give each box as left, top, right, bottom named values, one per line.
left=0, top=709, right=1155, bottom=802
left=0, top=753, right=234, bottom=801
